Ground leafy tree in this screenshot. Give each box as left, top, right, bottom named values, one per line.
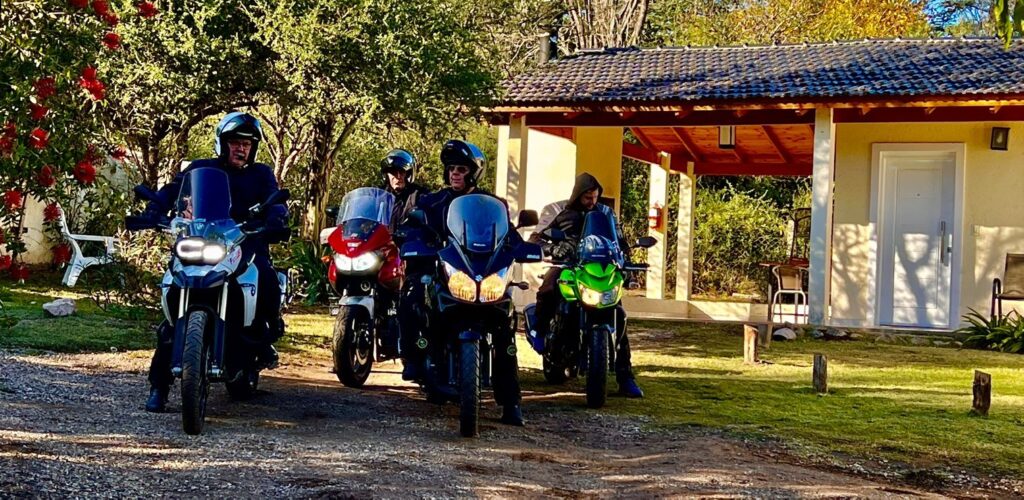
left=251, top=0, right=497, bottom=238
left=101, top=0, right=269, bottom=186
left=1, top=0, right=123, bottom=275
left=992, top=0, right=1024, bottom=45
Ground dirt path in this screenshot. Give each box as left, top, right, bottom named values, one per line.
left=0, top=349, right=993, bottom=498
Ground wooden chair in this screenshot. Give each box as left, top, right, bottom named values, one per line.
left=57, top=204, right=118, bottom=287
left=991, top=253, right=1024, bottom=320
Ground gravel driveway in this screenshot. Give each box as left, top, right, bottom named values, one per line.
left=0, top=348, right=1003, bottom=498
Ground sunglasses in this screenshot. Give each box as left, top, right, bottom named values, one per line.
left=449, top=165, right=471, bottom=174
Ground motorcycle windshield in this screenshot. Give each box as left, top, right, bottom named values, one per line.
left=175, top=167, right=232, bottom=221
left=578, top=211, right=622, bottom=265
left=338, top=187, right=395, bottom=227
left=446, top=194, right=509, bottom=254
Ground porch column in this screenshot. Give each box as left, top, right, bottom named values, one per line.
left=496, top=114, right=529, bottom=215
left=809, top=108, right=836, bottom=325
left=574, top=127, right=624, bottom=213
left=646, top=155, right=669, bottom=299
left=675, top=162, right=696, bottom=302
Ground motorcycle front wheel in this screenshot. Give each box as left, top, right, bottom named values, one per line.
left=181, top=310, right=211, bottom=435
left=585, top=325, right=611, bottom=409
left=459, top=339, right=480, bottom=438
left=333, top=306, right=374, bottom=387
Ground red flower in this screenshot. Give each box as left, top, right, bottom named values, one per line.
left=85, top=144, right=100, bottom=162
left=37, top=165, right=56, bottom=188
left=138, top=1, right=157, bottom=18
left=34, top=77, right=56, bottom=100
left=0, top=256, right=11, bottom=272
left=10, top=262, right=29, bottom=281
left=28, top=128, right=49, bottom=149
left=3, top=190, right=24, bottom=211
left=2, top=122, right=14, bottom=138
left=52, top=245, right=72, bottom=266
left=79, top=68, right=105, bottom=101
left=44, top=203, right=62, bottom=222
left=102, top=32, right=121, bottom=49
left=111, top=145, right=127, bottom=161
left=102, top=13, right=119, bottom=27
left=0, top=137, right=12, bottom=158
left=74, top=160, right=97, bottom=185
left=70, top=0, right=89, bottom=8
left=29, top=103, right=49, bottom=121
left=92, top=0, right=110, bottom=16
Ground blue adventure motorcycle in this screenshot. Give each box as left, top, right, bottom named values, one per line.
left=401, top=194, right=541, bottom=437
left=126, top=167, right=289, bottom=435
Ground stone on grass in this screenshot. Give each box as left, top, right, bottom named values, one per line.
left=773, top=328, right=797, bottom=341
left=910, top=336, right=932, bottom=346
left=43, top=298, right=76, bottom=317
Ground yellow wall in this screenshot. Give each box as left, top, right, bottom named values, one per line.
left=574, top=127, right=624, bottom=214
left=831, top=121, right=1024, bottom=326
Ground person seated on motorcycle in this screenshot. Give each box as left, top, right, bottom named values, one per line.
left=397, top=139, right=526, bottom=426
left=144, top=111, right=290, bottom=413
left=528, top=172, right=644, bottom=398
left=380, top=148, right=428, bottom=232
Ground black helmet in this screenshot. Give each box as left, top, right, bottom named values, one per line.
left=380, top=148, right=417, bottom=186
left=214, top=111, right=264, bottom=164
left=440, top=139, right=485, bottom=187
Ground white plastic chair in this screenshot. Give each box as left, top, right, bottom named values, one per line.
left=57, top=204, right=118, bottom=287
left=771, top=265, right=808, bottom=324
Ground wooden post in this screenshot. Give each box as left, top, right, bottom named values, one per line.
left=743, top=324, right=759, bottom=364
left=813, top=354, right=828, bottom=394
left=973, top=370, right=991, bottom=416
left=757, top=324, right=772, bottom=349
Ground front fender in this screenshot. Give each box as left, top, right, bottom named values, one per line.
left=339, top=295, right=374, bottom=318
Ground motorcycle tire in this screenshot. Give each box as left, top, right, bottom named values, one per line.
left=181, top=310, right=210, bottom=435
left=225, top=369, right=259, bottom=400
left=585, top=325, right=610, bottom=409
left=333, top=306, right=373, bottom=387
left=459, top=340, right=480, bottom=438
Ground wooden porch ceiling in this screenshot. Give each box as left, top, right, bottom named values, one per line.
left=632, top=125, right=812, bottom=176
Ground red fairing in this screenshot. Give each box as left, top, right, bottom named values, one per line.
left=378, top=246, right=404, bottom=291
left=328, top=223, right=391, bottom=257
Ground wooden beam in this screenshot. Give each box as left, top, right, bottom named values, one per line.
left=761, top=126, right=792, bottom=164
left=630, top=127, right=657, bottom=150
left=834, top=106, right=1024, bottom=123
left=692, top=162, right=812, bottom=176
left=672, top=128, right=704, bottom=163
left=813, top=354, right=828, bottom=394
left=622, top=141, right=662, bottom=165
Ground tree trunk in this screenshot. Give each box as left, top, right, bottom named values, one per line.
left=302, top=117, right=336, bottom=239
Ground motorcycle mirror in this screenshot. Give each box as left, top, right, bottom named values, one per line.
left=325, top=205, right=339, bottom=221
left=514, top=242, right=543, bottom=264
left=251, top=189, right=291, bottom=217
left=544, top=228, right=566, bottom=242
left=508, top=281, right=529, bottom=290
left=516, top=210, right=539, bottom=229
left=133, top=184, right=160, bottom=204
left=635, top=236, right=657, bottom=249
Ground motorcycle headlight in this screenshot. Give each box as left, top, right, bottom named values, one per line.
left=444, top=263, right=477, bottom=302
left=175, top=238, right=226, bottom=265
left=479, top=268, right=511, bottom=303
left=579, top=283, right=621, bottom=307
left=334, top=252, right=381, bottom=273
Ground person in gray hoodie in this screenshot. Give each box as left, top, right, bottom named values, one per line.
left=529, top=172, right=643, bottom=398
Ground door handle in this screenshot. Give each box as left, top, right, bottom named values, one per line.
left=940, top=221, right=953, bottom=265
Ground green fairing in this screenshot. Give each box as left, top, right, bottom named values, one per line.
left=559, top=262, right=624, bottom=309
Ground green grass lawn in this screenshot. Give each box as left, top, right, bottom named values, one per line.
left=4, top=279, right=1024, bottom=478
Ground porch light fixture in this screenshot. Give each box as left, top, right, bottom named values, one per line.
left=718, top=126, right=736, bottom=150
left=991, top=127, right=1010, bottom=151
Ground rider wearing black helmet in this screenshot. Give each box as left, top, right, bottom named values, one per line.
left=144, top=111, right=290, bottom=413
left=380, top=148, right=427, bottom=229
left=397, top=139, right=526, bottom=426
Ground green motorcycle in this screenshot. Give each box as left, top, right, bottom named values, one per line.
left=525, top=209, right=654, bottom=408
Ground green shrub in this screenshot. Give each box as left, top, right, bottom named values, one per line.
left=692, top=187, right=787, bottom=298
left=286, top=240, right=332, bottom=305
left=958, top=309, right=1024, bottom=354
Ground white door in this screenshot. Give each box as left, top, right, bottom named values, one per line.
left=879, top=152, right=957, bottom=328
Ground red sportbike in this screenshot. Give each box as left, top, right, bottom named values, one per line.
left=324, top=187, right=403, bottom=387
